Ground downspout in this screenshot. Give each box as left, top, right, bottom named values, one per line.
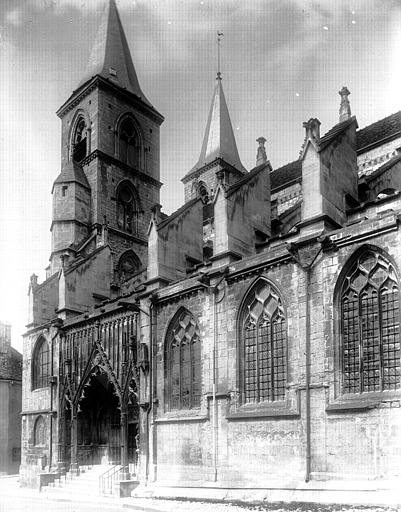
left=145, top=300, right=154, bottom=485
left=212, top=287, right=218, bottom=482
left=49, top=328, right=59, bottom=471
left=287, top=243, right=322, bottom=483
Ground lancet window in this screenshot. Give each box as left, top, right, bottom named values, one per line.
left=72, top=117, right=87, bottom=162
left=118, top=117, right=141, bottom=168
left=34, top=416, right=46, bottom=446
left=240, top=280, right=287, bottom=403
left=32, top=337, right=50, bottom=390
left=164, top=309, right=201, bottom=410
left=116, top=182, right=138, bottom=234
left=340, top=249, right=401, bottom=393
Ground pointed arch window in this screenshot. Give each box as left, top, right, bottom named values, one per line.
left=164, top=309, right=201, bottom=410
left=118, top=117, right=141, bottom=168
left=34, top=416, right=46, bottom=446
left=32, top=337, right=50, bottom=390
left=116, top=182, right=138, bottom=234
left=72, top=117, right=87, bottom=163
left=240, top=280, right=287, bottom=403
left=117, top=250, right=141, bottom=282
left=340, top=249, right=401, bottom=393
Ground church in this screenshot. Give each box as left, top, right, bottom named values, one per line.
left=20, top=0, right=401, bottom=502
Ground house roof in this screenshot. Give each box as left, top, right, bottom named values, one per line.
left=270, top=159, right=302, bottom=191
left=225, top=162, right=270, bottom=197
left=0, top=347, right=22, bottom=382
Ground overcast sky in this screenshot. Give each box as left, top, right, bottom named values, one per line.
left=1, top=0, right=400, bottom=350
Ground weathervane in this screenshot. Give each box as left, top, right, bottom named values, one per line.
left=217, top=31, right=224, bottom=79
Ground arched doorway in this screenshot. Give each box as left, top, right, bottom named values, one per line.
left=76, top=371, right=121, bottom=465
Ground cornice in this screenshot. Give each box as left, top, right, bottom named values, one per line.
left=181, top=158, right=245, bottom=185
left=81, top=149, right=162, bottom=188
left=57, top=76, right=164, bottom=125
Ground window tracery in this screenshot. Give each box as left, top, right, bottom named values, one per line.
left=164, top=309, right=201, bottom=410
left=32, top=337, right=50, bottom=390
left=72, top=117, right=87, bottom=162
left=116, top=182, right=138, bottom=234
left=118, top=117, right=141, bottom=168
left=240, top=280, right=286, bottom=403
left=340, top=249, right=401, bottom=393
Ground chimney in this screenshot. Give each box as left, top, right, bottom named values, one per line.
left=303, top=118, right=321, bottom=141
left=339, top=86, right=351, bottom=123
left=256, top=137, right=267, bottom=166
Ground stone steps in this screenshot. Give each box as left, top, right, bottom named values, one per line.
left=42, top=465, right=114, bottom=498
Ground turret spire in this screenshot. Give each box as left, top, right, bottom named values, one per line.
left=77, top=0, right=150, bottom=104
left=188, top=69, right=246, bottom=175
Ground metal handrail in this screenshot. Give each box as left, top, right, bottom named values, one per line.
left=99, top=465, right=122, bottom=495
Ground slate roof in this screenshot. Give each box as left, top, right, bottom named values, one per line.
left=76, top=0, right=151, bottom=105
left=225, top=162, right=269, bottom=197
left=271, top=160, right=302, bottom=191
left=0, top=347, right=22, bottom=382
left=356, top=111, right=401, bottom=152
left=270, top=112, right=401, bottom=191
left=184, top=75, right=246, bottom=180
left=53, top=161, right=90, bottom=190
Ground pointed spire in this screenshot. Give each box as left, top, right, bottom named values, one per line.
left=339, top=86, right=351, bottom=123
left=190, top=74, right=246, bottom=174
left=77, top=0, right=150, bottom=104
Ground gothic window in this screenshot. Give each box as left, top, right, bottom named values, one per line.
left=340, top=249, right=401, bottom=393
left=118, top=117, right=140, bottom=168
left=198, top=181, right=210, bottom=204
left=116, top=182, right=138, bottom=234
left=117, top=250, right=141, bottom=282
left=164, top=309, right=201, bottom=411
left=32, top=337, right=50, bottom=390
left=239, top=280, right=287, bottom=403
left=72, top=117, right=87, bottom=163
left=34, top=416, right=46, bottom=446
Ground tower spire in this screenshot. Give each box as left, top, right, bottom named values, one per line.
left=77, top=0, right=150, bottom=104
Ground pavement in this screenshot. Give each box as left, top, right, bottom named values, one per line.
left=0, top=475, right=399, bottom=512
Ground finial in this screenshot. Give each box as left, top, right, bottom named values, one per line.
left=303, top=118, right=321, bottom=141
left=339, top=86, right=351, bottom=123
left=256, top=137, right=267, bottom=166
left=217, top=32, right=224, bottom=79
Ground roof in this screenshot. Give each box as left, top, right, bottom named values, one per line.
left=76, top=0, right=151, bottom=105
left=356, top=111, right=401, bottom=152
left=270, top=159, right=302, bottom=191
left=270, top=112, right=401, bottom=191
left=53, top=161, right=90, bottom=190
left=157, top=197, right=201, bottom=231
left=185, top=75, right=246, bottom=179
left=0, top=347, right=22, bottom=382
left=319, top=116, right=356, bottom=150
left=225, top=162, right=270, bottom=197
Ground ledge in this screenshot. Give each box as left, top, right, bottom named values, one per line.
left=226, top=408, right=300, bottom=420
left=155, top=414, right=209, bottom=424
left=327, top=392, right=401, bottom=413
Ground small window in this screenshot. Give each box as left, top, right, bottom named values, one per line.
left=117, top=250, right=141, bottom=282
left=62, top=186, right=68, bottom=197
left=32, top=337, right=50, bottom=390
left=164, top=308, right=201, bottom=411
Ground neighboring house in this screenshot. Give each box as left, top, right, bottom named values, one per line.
left=0, top=322, right=22, bottom=475
left=20, top=0, right=401, bottom=502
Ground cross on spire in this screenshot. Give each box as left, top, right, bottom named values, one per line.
left=217, top=32, right=224, bottom=80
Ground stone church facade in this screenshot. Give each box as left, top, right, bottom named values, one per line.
left=21, top=0, right=401, bottom=499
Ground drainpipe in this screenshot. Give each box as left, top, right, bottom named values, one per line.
left=198, top=268, right=228, bottom=483
left=145, top=300, right=154, bottom=485
left=49, top=326, right=60, bottom=471
left=286, top=243, right=322, bottom=483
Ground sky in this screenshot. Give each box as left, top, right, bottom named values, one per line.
left=0, top=0, right=400, bottom=351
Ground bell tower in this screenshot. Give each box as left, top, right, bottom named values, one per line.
left=50, top=0, right=164, bottom=275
